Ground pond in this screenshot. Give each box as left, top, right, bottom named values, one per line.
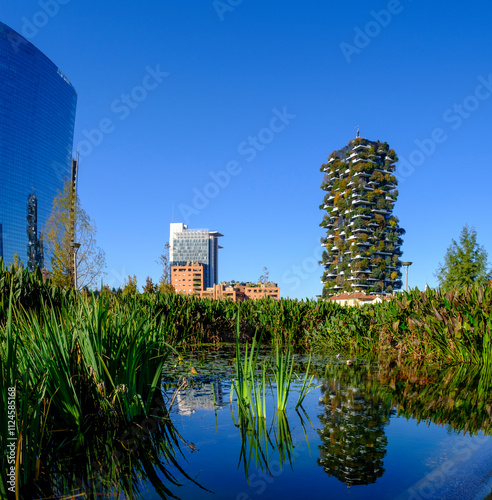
left=147, top=347, right=492, bottom=500
left=33, top=346, right=492, bottom=499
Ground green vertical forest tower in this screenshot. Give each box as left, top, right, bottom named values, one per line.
left=320, top=137, right=405, bottom=297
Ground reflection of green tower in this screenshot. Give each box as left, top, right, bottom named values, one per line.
left=317, top=376, right=393, bottom=486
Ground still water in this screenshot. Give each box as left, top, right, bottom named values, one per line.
left=151, top=348, right=492, bottom=500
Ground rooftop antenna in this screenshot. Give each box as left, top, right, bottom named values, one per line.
left=171, top=202, right=174, bottom=223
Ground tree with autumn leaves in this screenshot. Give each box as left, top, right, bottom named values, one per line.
left=44, top=180, right=106, bottom=289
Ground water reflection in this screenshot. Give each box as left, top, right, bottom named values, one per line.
left=232, top=395, right=310, bottom=480
left=317, top=363, right=394, bottom=486
left=161, top=348, right=492, bottom=497
left=27, top=392, right=203, bottom=500
left=315, top=358, right=492, bottom=489
left=371, top=360, right=492, bottom=436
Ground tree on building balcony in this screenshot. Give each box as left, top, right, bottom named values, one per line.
left=320, top=137, right=405, bottom=297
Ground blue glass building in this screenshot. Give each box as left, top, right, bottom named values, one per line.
left=0, top=21, right=77, bottom=269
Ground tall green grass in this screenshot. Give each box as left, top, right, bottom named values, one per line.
left=312, top=285, right=492, bottom=364
left=0, top=290, right=185, bottom=497
left=2, top=260, right=492, bottom=366
left=2, top=263, right=492, bottom=494
left=231, top=308, right=317, bottom=419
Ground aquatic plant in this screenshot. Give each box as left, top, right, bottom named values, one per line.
left=295, top=354, right=316, bottom=410
left=0, top=289, right=190, bottom=496
left=232, top=308, right=267, bottom=419
left=312, top=285, right=492, bottom=364
left=274, top=343, right=294, bottom=412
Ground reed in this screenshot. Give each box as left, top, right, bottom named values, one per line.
left=312, top=285, right=492, bottom=365
left=0, top=287, right=185, bottom=495
left=232, top=306, right=266, bottom=419
left=2, top=261, right=492, bottom=367
left=295, top=354, right=317, bottom=410
left=2, top=263, right=492, bottom=494
left=273, top=343, right=294, bottom=412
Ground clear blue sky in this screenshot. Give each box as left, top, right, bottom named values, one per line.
left=3, top=1, right=492, bottom=298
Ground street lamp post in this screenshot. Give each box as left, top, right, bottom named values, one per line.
left=402, top=261, right=413, bottom=292
left=70, top=242, right=81, bottom=289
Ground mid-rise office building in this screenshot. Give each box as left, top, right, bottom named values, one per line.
left=320, top=136, right=405, bottom=296
left=0, top=22, right=77, bottom=269
left=169, top=223, right=223, bottom=289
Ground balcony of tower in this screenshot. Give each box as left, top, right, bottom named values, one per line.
left=352, top=157, right=371, bottom=164
left=353, top=144, right=370, bottom=151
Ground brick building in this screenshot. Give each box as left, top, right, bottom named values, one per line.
left=200, top=282, right=280, bottom=301
left=171, top=263, right=204, bottom=295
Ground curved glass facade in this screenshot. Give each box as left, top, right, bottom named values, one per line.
left=0, top=21, right=77, bottom=268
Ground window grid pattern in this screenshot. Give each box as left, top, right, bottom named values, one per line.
left=0, top=22, right=77, bottom=267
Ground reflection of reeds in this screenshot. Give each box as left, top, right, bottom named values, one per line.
left=232, top=307, right=317, bottom=418
left=234, top=403, right=303, bottom=481
left=272, top=411, right=294, bottom=467
left=236, top=411, right=272, bottom=479
left=322, top=358, right=492, bottom=436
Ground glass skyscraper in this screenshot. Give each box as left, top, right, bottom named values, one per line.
left=0, top=21, right=77, bottom=269
left=170, top=223, right=223, bottom=289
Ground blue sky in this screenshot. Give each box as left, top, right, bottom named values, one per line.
left=3, top=0, right=492, bottom=298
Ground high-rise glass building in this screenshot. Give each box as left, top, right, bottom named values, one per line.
left=170, top=223, right=223, bottom=289
left=320, top=137, right=405, bottom=296
left=0, top=21, right=77, bottom=269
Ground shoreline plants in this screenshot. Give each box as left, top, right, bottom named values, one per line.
left=1, top=260, right=492, bottom=494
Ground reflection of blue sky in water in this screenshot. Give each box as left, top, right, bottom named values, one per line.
left=155, top=351, right=492, bottom=499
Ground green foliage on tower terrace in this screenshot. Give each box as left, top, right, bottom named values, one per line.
left=319, top=137, right=405, bottom=297
left=435, top=224, right=490, bottom=290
